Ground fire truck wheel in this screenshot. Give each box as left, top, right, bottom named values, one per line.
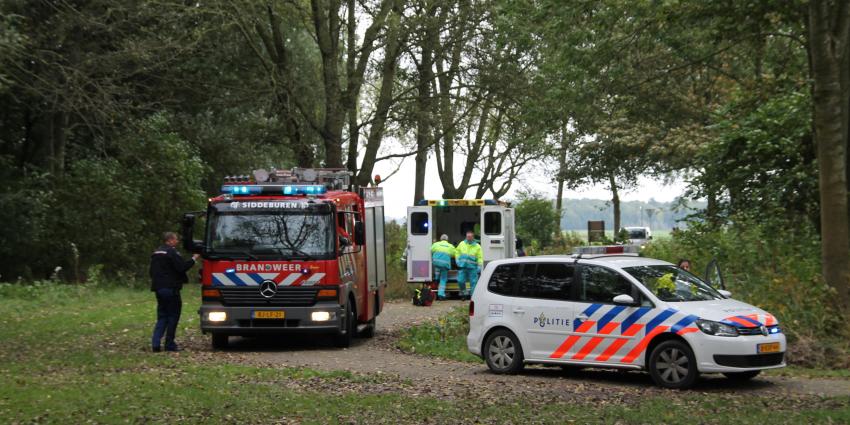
left=333, top=300, right=355, bottom=348
left=360, top=318, right=376, bottom=338
left=211, top=333, right=229, bottom=350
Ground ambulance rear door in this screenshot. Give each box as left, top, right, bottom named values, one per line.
left=503, top=207, right=516, bottom=258
left=407, top=206, right=433, bottom=282
left=480, top=205, right=507, bottom=264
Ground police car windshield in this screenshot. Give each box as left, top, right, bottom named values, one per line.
left=627, top=229, right=646, bottom=239
left=207, top=211, right=334, bottom=259
left=623, top=265, right=723, bottom=302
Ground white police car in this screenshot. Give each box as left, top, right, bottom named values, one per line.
left=466, top=249, right=786, bottom=389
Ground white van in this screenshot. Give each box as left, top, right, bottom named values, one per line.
left=406, top=199, right=516, bottom=293
left=467, top=251, right=785, bottom=389
left=622, top=226, right=652, bottom=245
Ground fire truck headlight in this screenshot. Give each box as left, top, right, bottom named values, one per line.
left=311, top=311, right=331, bottom=322
left=208, top=311, right=227, bottom=322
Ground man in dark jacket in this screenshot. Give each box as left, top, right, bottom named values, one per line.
left=150, top=232, right=199, bottom=352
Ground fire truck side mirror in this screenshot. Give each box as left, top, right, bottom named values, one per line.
left=354, top=221, right=366, bottom=246
left=181, top=213, right=205, bottom=254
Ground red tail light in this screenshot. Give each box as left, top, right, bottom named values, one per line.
left=469, top=301, right=474, bottom=317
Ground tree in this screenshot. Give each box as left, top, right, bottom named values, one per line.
left=808, top=0, right=850, bottom=313
left=514, top=191, right=560, bottom=248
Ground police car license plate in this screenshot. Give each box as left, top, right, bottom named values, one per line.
left=253, top=311, right=285, bottom=319
left=757, top=342, right=780, bottom=354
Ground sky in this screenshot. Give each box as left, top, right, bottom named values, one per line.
left=372, top=156, right=689, bottom=220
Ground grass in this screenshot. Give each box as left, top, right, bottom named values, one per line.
left=397, top=306, right=480, bottom=363
left=1, top=282, right=849, bottom=424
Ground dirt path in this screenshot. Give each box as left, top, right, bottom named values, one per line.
left=191, top=300, right=850, bottom=402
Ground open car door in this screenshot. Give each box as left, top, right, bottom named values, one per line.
left=704, top=258, right=726, bottom=290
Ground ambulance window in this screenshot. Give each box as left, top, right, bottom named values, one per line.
left=484, top=212, right=502, bottom=235
left=411, top=212, right=429, bottom=235
left=579, top=266, right=633, bottom=303
left=488, top=264, right=518, bottom=296
left=517, top=263, right=574, bottom=301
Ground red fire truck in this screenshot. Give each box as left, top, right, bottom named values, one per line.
left=181, top=168, right=387, bottom=349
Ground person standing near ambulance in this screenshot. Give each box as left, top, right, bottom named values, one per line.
left=431, top=234, right=456, bottom=300
left=456, top=231, right=483, bottom=300
left=150, top=232, right=199, bottom=352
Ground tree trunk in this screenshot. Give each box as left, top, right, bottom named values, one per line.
left=609, top=173, right=620, bottom=242
left=555, top=127, right=568, bottom=216
left=354, top=1, right=403, bottom=187
left=809, top=0, right=850, bottom=313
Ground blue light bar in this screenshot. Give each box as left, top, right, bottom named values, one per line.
left=283, top=185, right=327, bottom=195
left=221, top=185, right=263, bottom=195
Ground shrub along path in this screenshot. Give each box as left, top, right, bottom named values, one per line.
left=203, top=300, right=850, bottom=401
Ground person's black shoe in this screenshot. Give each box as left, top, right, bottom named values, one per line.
left=152, top=346, right=162, bottom=353
left=437, top=295, right=446, bottom=301
left=165, top=346, right=182, bottom=352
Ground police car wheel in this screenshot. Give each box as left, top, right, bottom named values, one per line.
left=484, top=329, right=524, bottom=374
left=648, top=340, right=699, bottom=389
left=333, top=300, right=355, bottom=348
left=723, top=370, right=760, bottom=381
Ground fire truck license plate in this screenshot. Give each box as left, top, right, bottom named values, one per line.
left=757, top=342, right=780, bottom=354
left=253, top=311, right=285, bottom=319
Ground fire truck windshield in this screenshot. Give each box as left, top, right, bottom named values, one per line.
left=207, top=211, right=335, bottom=260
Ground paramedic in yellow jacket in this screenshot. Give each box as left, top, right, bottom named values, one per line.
left=456, top=230, right=483, bottom=299
left=431, top=234, right=456, bottom=300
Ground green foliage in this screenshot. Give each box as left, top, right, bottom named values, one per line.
left=643, top=219, right=850, bottom=368
left=691, top=89, right=817, bottom=223
left=384, top=220, right=411, bottom=300
left=514, top=191, right=560, bottom=248
left=397, top=306, right=480, bottom=363
left=0, top=114, right=205, bottom=281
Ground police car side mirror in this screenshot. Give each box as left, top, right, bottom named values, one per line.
left=613, top=294, right=636, bottom=306
left=354, top=221, right=366, bottom=245
left=718, top=289, right=732, bottom=298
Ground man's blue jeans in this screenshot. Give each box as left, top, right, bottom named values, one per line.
left=152, top=288, right=181, bottom=350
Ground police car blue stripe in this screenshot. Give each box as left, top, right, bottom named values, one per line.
left=620, top=307, right=651, bottom=333
left=721, top=320, right=746, bottom=328
left=574, top=303, right=603, bottom=331
left=582, top=303, right=603, bottom=317
left=597, top=306, right=625, bottom=331
left=669, top=315, right=699, bottom=334
left=736, top=315, right=762, bottom=327
left=645, top=308, right=677, bottom=333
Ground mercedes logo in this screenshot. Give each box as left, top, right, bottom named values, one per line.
left=259, top=280, right=277, bottom=299
left=760, top=325, right=768, bottom=336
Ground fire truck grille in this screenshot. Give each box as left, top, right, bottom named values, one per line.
left=219, top=287, right=318, bottom=307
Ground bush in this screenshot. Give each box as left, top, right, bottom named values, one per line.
left=0, top=113, right=206, bottom=282
left=384, top=219, right=412, bottom=300
left=642, top=219, right=850, bottom=368
left=515, top=191, right=560, bottom=248
left=397, top=306, right=479, bottom=362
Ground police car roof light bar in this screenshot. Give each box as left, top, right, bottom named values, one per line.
left=572, top=245, right=641, bottom=256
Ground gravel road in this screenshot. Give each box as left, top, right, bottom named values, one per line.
left=186, top=300, right=850, bottom=402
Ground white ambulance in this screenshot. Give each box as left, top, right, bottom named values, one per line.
left=406, top=199, right=517, bottom=293
left=467, top=247, right=786, bottom=389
